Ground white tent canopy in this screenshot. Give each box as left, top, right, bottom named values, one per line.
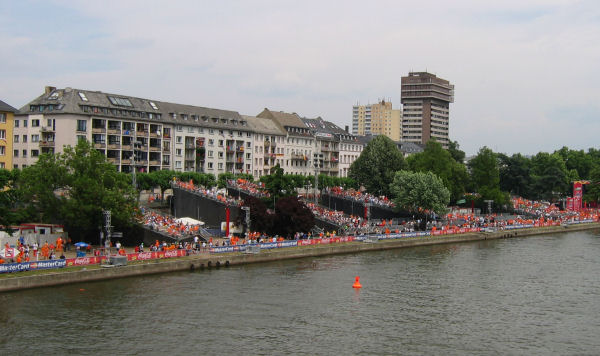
left=175, top=217, right=205, bottom=226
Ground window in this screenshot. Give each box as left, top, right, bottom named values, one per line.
left=14, top=120, right=19, bottom=128
left=0, top=163, right=3, bottom=169
left=198, top=127, right=204, bottom=133
left=13, top=135, right=18, bottom=143
left=218, top=140, right=223, bottom=147
left=208, top=162, right=213, bottom=169
left=31, top=134, right=39, bottom=142
left=208, top=139, right=214, bottom=146
left=149, top=101, right=159, bottom=110
left=208, top=150, right=213, bottom=158
left=107, top=96, right=133, bottom=107
left=188, top=126, right=194, bottom=133
left=22, top=149, right=27, bottom=157
left=176, top=125, right=182, bottom=132
left=77, top=135, right=87, bottom=142
left=176, top=136, right=182, bottom=144
left=31, top=149, right=39, bottom=157
left=47, top=118, right=53, bottom=127
left=176, top=148, right=182, bottom=156
left=22, top=135, right=27, bottom=143
left=218, top=152, right=223, bottom=158
left=0, top=113, right=5, bottom=123
left=13, top=150, right=18, bottom=157
left=32, top=119, right=40, bottom=127
left=78, top=92, right=88, bottom=101
left=209, top=129, right=214, bottom=135
left=0, top=129, right=4, bottom=139
left=23, top=119, right=28, bottom=127
left=175, top=161, right=182, bottom=169
left=218, top=163, right=223, bottom=170
left=77, top=120, right=87, bottom=132
left=0, top=146, right=4, bottom=155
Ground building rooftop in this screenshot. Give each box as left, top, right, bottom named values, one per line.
left=17, top=86, right=247, bottom=130
left=0, top=99, right=17, bottom=113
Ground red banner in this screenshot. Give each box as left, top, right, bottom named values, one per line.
left=65, top=256, right=104, bottom=266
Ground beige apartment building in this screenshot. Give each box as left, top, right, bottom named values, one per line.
left=0, top=100, right=18, bottom=170
left=401, top=72, right=453, bottom=148
left=351, top=99, right=402, bottom=141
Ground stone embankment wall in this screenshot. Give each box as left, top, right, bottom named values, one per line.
left=1, top=223, right=598, bottom=292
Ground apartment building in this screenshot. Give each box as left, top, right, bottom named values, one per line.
left=242, top=115, right=286, bottom=179
left=0, top=100, right=18, bottom=170
left=401, top=72, right=453, bottom=148
left=351, top=99, right=402, bottom=141
left=14, top=87, right=254, bottom=175
left=256, top=109, right=315, bottom=176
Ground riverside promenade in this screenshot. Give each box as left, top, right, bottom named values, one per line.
left=1, top=222, right=599, bottom=292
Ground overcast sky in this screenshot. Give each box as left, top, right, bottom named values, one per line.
left=1, top=0, right=599, bottom=155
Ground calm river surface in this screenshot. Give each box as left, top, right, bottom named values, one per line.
left=2, top=230, right=600, bottom=355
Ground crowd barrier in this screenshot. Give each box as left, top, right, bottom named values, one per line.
left=2, top=219, right=597, bottom=272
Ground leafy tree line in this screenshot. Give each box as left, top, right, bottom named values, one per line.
left=348, top=135, right=600, bottom=213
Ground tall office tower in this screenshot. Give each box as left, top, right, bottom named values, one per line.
left=401, top=72, right=454, bottom=148
left=351, top=99, right=402, bottom=141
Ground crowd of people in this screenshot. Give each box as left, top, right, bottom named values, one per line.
left=175, top=180, right=243, bottom=206
left=326, top=187, right=396, bottom=209
left=227, top=179, right=270, bottom=198
left=1, top=237, right=75, bottom=264
left=141, top=209, right=204, bottom=240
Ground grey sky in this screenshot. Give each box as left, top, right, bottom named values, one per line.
left=1, top=0, right=599, bottom=155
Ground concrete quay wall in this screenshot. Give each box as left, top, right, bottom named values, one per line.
left=1, top=223, right=598, bottom=293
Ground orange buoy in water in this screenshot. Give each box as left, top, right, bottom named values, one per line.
left=352, top=276, right=362, bottom=289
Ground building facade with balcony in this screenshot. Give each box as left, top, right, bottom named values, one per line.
left=14, top=86, right=253, bottom=176
left=256, top=109, right=315, bottom=176
left=243, top=115, right=286, bottom=179
left=0, top=100, right=18, bottom=170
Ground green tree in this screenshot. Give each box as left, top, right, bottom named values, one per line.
left=406, top=140, right=467, bottom=202
left=448, top=140, right=466, bottom=163
left=584, top=166, right=600, bottom=205
left=498, top=153, right=531, bottom=198
left=390, top=170, right=450, bottom=216
left=349, top=135, right=405, bottom=197
left=529, top=152, right=569, bottom=200
left=555, top=146, right=593, bottom=180
left=260, top=164, right=297, bottom=201
left=468, top=147, right=508, bottom=206
left=18, top=140, right=137, bottom=241
left=0, top=169, right=34, bottom=230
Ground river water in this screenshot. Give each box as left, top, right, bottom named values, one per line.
left=2, top=230, right=600, bottom=355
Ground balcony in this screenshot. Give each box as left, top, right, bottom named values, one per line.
left=149, top=145, right=161, bottom=152
left=108, top=157, right=121, bottom=164
left=163, top=147, right=171, bottom=153
left=41, top=126, right=55, bottom=133
left=122, top=144, right=133, bottom=150
left=39, top=140, right=55, bottom=148
left=92, top=128, right=106, bottom=134
left=107, top=128, right=121, bottom=134
left=121, top=159, right=132, bottom=164
left=149, top=160, right=161, bottom=166
left=291, top=153, right=307, bottom=161
left=185, top=143, right=195, bottom=149
left=108, top=143, right=121, bottom=149
left=93, top=142, right=106, bottom=149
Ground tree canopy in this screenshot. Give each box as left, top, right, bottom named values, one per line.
left=348, top=135, right=406, bottom=197
left=390, top=170, right=450, bottom=216
left=406, top=140, right=467, bottom=202
left=18, top=140, right=137, bottom=240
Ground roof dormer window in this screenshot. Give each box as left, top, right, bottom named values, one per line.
left=79, top=92, right=88, bottom=101
left=149, top=101, right=159, bottom=110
